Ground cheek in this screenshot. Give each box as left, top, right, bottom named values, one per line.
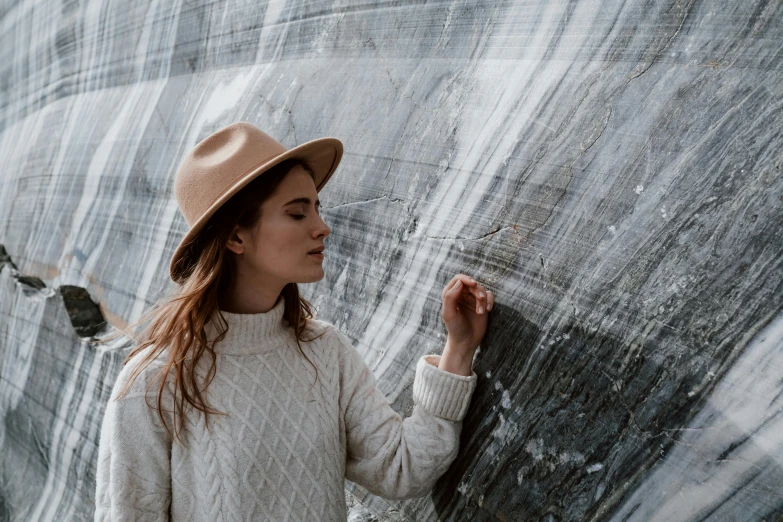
left=253, top=220, right=304, bottom=260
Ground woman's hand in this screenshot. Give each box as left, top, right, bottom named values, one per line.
left=439, top=274, right=494, bottom=376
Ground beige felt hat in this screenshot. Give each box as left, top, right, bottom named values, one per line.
left=169, top=121, right=343, bottom=284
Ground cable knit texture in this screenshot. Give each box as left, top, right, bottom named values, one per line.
left=94, top=295, right=478, bottom=521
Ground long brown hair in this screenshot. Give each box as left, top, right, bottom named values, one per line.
left=90, top=157, right=328, bottom=444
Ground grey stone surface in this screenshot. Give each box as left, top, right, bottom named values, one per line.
left=0, top=0, right=781, bottom=520
left=0, top=257, right=129, bottom=521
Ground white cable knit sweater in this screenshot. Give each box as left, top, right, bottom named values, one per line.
left=94, top=295, right=478, bottom=521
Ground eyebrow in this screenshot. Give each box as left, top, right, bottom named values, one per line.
left=283, top=197, right=320, bottom=207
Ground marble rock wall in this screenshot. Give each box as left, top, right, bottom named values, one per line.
left=1, top=0, right=782, bottom=520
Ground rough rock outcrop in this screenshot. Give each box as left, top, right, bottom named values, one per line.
left=0, top=1, right=781, bottom=520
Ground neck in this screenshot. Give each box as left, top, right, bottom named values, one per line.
left=219, top=267, right=287, bottom=314
left=205, top=293, right=291, bottom=355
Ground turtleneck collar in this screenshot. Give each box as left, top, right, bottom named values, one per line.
left=204, top=294, right=293, bottom=356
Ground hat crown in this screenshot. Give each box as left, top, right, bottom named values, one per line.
left=174, top=122, right=287, bottom=227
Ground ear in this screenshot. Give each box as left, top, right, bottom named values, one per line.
left=225, top=225, right=245, bottom=255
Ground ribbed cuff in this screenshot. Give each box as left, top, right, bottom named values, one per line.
left=412, top=355, right=478, bottom=421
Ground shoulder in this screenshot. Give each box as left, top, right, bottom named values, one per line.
left=104, top=345, right=177, bottom=435
left=302, top=318, right=361, bottom=360
left=112, top=345, right=170, bottom=401
left=303, top=317, right=345, bottom=344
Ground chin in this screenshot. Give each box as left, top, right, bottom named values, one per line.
left=298, top=270, right=325, bottom=284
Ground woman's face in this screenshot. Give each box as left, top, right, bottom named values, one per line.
left=228, top=165, right=331, bottom=287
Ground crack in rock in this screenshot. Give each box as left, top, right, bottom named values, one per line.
left=423, top=225, right=513, bottom=242
left=322, top=195, right=407, bottom=211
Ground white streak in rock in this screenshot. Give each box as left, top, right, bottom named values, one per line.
left=611, top=311, right=783, bottom=521
left=586, top=462, right=604, bottom=474
left=29, top=345, right=98, bottom=520
left=131, top=199, right=181, bottom=321
left=501, top=390, right=511, bottom=409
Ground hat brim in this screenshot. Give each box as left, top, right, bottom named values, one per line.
left=169, top=136, right=343, bottom=284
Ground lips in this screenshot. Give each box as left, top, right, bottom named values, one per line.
left=308, top=247, right=325, bottom=254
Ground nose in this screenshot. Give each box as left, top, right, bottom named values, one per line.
left=314, top=213, right=330, bottom=238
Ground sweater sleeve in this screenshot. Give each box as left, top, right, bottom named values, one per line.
left=334, top=328, right=478, bottom=500
left=94, top=352, right=173, bottom=522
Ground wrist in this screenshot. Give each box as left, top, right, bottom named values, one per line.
left=439, top=341, right=475, bottom=376
left=444, top=336, right=475, bottom=355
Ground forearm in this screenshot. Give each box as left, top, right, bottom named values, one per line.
left=343, top=346, right=477, bottom=500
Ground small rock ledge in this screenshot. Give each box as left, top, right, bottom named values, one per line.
left=0, top=244, right=107, bottom=338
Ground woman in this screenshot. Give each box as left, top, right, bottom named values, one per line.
left=93, top=122, right=494, bottom=521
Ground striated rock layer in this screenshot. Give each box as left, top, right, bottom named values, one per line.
left=1, top=0, right=782, bottom=520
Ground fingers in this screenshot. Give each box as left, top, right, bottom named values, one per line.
left=443, top=278, right=465, bottom=316
left=445, top=274, right=478, bottom=293
left=444, top=274, right=495, bottom=314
